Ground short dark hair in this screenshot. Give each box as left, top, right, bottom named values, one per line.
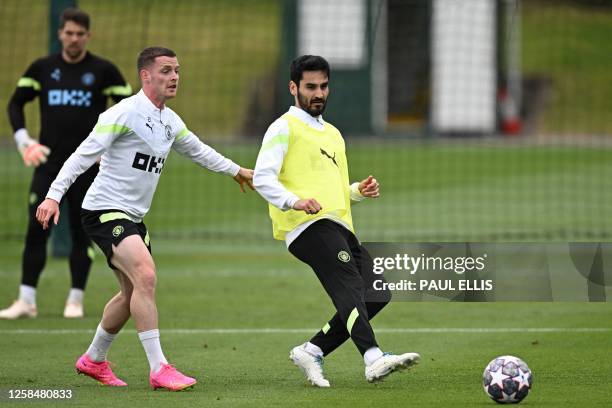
left=137, top=47, right=177, bottom=72
left=59, top=7, right=90, bottom=30
left=290, top=55, right=330, bottom=86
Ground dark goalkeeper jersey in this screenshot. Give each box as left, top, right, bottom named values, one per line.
left=7, top=52, right=132, bottom=173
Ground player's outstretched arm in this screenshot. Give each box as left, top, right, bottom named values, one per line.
left=293, top=198, right=322, bottom=215
left=233, top=168, right=255, bottom=193
left=172, top=131, right=247, bottom=183
left=36, top=198, right=60, bottom=230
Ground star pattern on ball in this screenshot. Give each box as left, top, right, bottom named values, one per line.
left=517, top=367, right=531, bottom=390
left=489, top=365, right=510, bottom=388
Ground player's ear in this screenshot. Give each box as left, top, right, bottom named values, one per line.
left=139, top=69, right=149, bottom=83
left=289, top=81, right=297, bottom=96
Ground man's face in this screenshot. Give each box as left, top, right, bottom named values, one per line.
left=143, top=56, right=180, bottom=100
left=291, top=70, right=329, bottom=116
left=58, top=21, right=89, bottom=60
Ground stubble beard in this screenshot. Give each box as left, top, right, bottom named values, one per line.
left=298, top=91, right=326, bottom=117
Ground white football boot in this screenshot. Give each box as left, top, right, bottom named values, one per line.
left=289, top=344, right=330, bottom=387
left=0, top=299, right=38, bottom=319
left=365, top=352, right=421, bottom=382
left=63, top=302, right=84, bottom=318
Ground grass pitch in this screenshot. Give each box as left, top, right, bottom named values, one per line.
left=1, top=2, right=611, bottom=405
left=0, top=240, right=611, bottom=407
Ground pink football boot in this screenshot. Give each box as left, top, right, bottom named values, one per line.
left=75, top=353, right=128, bottom=386
left=149, top=363, right=197, bottom=391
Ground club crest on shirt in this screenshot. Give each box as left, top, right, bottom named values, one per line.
left=81, top=72, right=95, bottom=86
left=112, top=225, right=124, bottom=237
left=165, top=124, right=172, bottom=140
left=338, top=251, right=351, bottom=263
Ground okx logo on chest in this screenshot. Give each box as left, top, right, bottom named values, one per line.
left=48, top=89, right=92, bottom=107
left=132, top=152, right=166, bottom=174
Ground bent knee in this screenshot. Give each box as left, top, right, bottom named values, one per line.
left=132, top=264, right=157, bottom=291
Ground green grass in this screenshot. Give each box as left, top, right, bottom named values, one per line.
left=1, top=3, right=611, bottom=405
left=0, top=240, right=611, bottom=407
left=2, top=141, right=612, bottom=241
left=522, top=1, right=612, bottom=134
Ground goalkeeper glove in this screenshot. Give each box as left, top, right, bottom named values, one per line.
left=14, top=129, right=51, bottom=167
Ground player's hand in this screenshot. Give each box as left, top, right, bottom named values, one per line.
left=293, top=198, right=322, bottom=215
left=14, top=129, right=51, bottom=167
left=233, top=167, right=255, bottom=193
left=36, top=198, right=60, bottom=230
left=358, top=175, right=380, bottom=198
left=22, top=143, right=51, bottom=167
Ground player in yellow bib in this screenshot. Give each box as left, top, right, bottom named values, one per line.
left=254, top=55, right=420, bottom=386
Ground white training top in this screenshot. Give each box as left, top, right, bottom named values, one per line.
left=253, top=106, right=365, bottom=247
left=47, top=89, right=240, bottom=222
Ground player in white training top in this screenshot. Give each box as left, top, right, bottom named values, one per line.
left=36, top=46, right=253, bottom=391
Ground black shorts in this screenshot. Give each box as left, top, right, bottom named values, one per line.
left=81, top=209, right=152, bottom=269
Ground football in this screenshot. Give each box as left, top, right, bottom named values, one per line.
left=483, top=355, right=532, bottom=404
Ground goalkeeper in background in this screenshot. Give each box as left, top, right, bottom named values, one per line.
left=1, top=8, right=131, bottom=319
left=253, top=55, right=420, bottom=386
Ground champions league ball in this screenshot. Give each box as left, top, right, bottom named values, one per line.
left=483, top=355, right=532, bottom=404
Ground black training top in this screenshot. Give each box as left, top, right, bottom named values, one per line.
left=7, top=52, right=132, bottom=173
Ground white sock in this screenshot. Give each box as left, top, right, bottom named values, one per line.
left=67, top=288, right=84, bottom=304
left=86, top=324, right=117, bottom=362
left=304, top=342, right=324, bottom=357
left=364, top=347, right=384, bottom=366
left=19, top=285, right=36, bottom=305
left=138, top=329, right=168, bottom=373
